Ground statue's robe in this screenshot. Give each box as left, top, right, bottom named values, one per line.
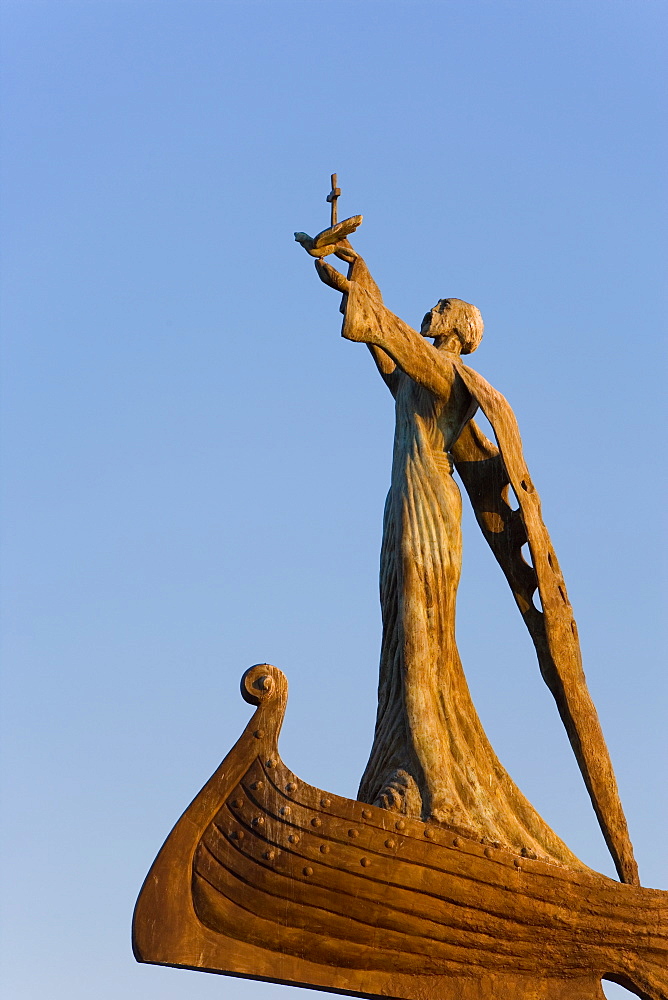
left=340, top=257, right=638, bottom=885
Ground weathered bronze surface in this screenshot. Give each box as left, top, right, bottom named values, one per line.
left=134, top=182, right=667, bottom=999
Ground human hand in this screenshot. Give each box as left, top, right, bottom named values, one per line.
left=314, top=258, right=350, bottom=293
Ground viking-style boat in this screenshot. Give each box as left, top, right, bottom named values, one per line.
left=133, top=663, right=667, bottom=1000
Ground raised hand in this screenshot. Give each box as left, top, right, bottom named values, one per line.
left=314, top=258, right=350, bottom=293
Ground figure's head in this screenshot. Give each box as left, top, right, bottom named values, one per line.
left=420, top=298, right=484, bottom=355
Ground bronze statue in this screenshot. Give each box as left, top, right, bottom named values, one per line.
left=134, top=178, right=667, bottom=1000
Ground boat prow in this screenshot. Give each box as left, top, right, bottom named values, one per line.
left=133, top=664, right=668, bottom=1000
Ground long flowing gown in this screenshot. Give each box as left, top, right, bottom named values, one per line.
left=357, top=367, right=585, bottom=866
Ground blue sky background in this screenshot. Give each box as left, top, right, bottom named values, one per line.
left=1, top=2, right=665, bottom=998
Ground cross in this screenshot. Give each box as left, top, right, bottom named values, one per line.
left=326, top=173, right=340, bottom=227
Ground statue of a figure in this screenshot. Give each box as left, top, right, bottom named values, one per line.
left=301, top=223, right=639, bottom=887
left=134, top=184, right=668, bottom=1000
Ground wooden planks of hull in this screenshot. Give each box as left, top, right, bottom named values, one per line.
left=192, top=756, right=667, bottom=978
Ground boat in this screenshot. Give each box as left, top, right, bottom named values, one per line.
left=133, top=663, right=668, bottom=1000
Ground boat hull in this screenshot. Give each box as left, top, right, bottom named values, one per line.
left=133, top=664, right=668, bottom=1000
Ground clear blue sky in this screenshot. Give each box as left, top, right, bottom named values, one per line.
left=1, top=2, right=665, bottom=999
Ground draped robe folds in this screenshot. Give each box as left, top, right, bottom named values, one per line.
left=340, top=257, right=638, bottom=885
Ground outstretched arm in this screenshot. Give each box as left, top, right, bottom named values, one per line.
left=315, top=255, right=455, bottom=399
left=314, top=245, right=401, bottom=397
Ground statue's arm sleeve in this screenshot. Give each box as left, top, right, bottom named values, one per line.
left=341, top=279, right=453, bottom=398
left=316, top=254, right=439, bottom=396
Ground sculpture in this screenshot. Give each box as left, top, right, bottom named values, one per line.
left=133, top=179, right=667, bottom=1000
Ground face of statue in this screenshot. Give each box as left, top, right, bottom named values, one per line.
left=420, top=308, right=440, bottom=338
left=420, top=298, right=483, bottom=355
left=420, top=304, right=462, bottom=353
